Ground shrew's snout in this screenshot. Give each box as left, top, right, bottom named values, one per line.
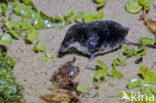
left=60, top=45, right=67, bottom=52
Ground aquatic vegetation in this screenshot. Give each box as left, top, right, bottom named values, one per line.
left=75, top=11, right=104, bottom=23
left=0, top=47, right=24, bottom=103
left=120, top=65, right=156, bottom=102
left=125, top=0, right=153, bottom=13
left=93, top=0, right=108, bottom=9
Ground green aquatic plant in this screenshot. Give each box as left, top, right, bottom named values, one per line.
left=93, top=0, right=108, bottom=9
left=125, top=0, right=153, bottom=14
left=120, top=65, right=156, bottom=102
left=94, top=60, right=123, bottom=81
left=125, top=0, right=142, bottom=14
left=75, top=11, right=104, bottom=23
left=0, top=47, right=24, bottom=103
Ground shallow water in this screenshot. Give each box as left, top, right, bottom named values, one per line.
left=7, top=0, right=156, bottom=103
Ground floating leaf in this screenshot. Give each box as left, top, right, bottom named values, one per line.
left=84, top=12, right=96, bottom=23
left=77, top=85, right=87, bottom=94
left=58, top=21, right=67, bottom=29
left=0, top=7, right=3, bottom=15
left=8, top=1, right=20, bottom=9
left=21, top=0, right=32, bottom=4
left=60, top=102, right=68, bottom=103
left=125, top=0, right=142, bottom=14
left=64, top=10, right=74, bottom=23
left=127, top=77, right=142, bottom=89
left=75, top=11, right=85, bottom=23
left=112, top=53, right=126, bottom=68
left=75, top=11, right=104, bottom=23
left=94, top=0, right=108, bottom=9
left=5, top=20, right=18, bottom=29
left=96, top=11, right=105, bottom=20
left=32, top=13, right=45, bottom=30
left=0, top=3, right=8, bottom=15
left=153, top=88, right=156, bottom=94
left=13, top=3, right=35, bottom=19
left=137, top=37, right=154, bottom=46
left=8, top=29, right=20, bottom=39
left=19, top=20, right=31, bottom=30
left=34, top=41, right=46, bottom=52
left=144, top=72, right=156, bottom=84
left=94, top=69, right=107, bottom=82
left=0, top=33, right=12, bottom=45
left=25, top=26, right=38, bottom=42
left=140, top=84, right=153, bottom=94
left=110, top=69, right=123, bottom=79
left=139, top=0, right=153, bottom=11
left=42, top=52, right=53, bottom=62
left=44, top=20, right=55, bottom=29
left=123, top=45, right=136, bottom=56
left=97, top=60, right=108, bottom=71
left=136, top=47, right=147, bottom=56
left=117, top=52, right=126, bottom=64
left=54, top=14, right=64, bottom=22
left=139, top=66, right=148, bottom=78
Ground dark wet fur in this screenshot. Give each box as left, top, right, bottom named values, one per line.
left=59, top=20, right=129, bottom=59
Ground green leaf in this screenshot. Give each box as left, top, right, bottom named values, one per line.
left=136, top=47, right=147, bottom=56
left=0, top=3, right=8, bottom=15
left=0, top=51, right=24, bottom=103
left=54, top=14, right=64, bottom=22
left=13, top=3, right=35, bottom=19
left=139, top=0, right=153, bottom=11
left=117, top=52, right=126, bottom=64
left=123, top=45, right=136, bottom=56
left=153, top=88, right=156, bottom=94
left=97, top=60, right=108, bottom=71
left=137, top=37, right=154, bottom=46
left=44, top=20, right=55, bottom=29
left=140, top=84, right=153, bottom=94
left=111, top=69, right=123, bottom=79
left=25, top=26, right=38, bottom=43
left=96, top=0, right=108, bottom=9
left=76, top=11, right=104, bottom=23
left=127, top=77, right=142, bottom=89
left=84, top=12, right=96, bottom=23
left=32, top=13, right=45, bottom=30
left=58, top=21, right=67, bottom=29
left=42, top=52, right=53, bottom=62
left=96, top=11, right=105, bottom=20
left=112, top=53, right=126, bottom=68
left=75, top=11, right=85, bottom=23
left=0, top=33, right=12, bottom=45
left=5, top=20, right=18, bottom=29
left=139, top=66, right=148, bottom=78
left=60, top=102, right=68, bottom=103
left=64, top=10, right=74, bottom=23
left=34, top=41, right=46, bottom=52
left=21, top=0, right=32, bottom=4
left=144, top=72, right=156, bottom=84
left=94, top=69, right=107, bottom=82
left=19, top=20, right=31, bottom=30
left=8, top=29, right=20, bottom=39
left=125, top=0, right=142, bottom=14
left=8, top=1, right=20, bottom=9
left=77, top=85, right=87, bottom=94
left=0, top=7, right=3, bottom=14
